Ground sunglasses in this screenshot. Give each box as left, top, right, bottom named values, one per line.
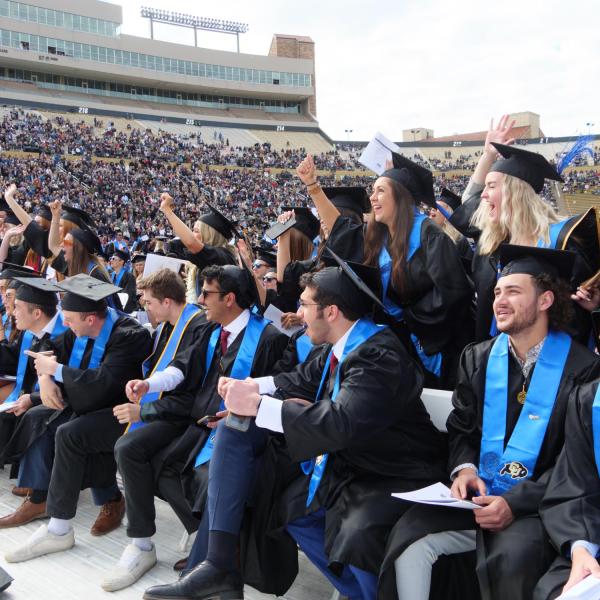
left=252, top=261, right=269, bottom=269
left=263, top=276, right=276, bottom=282
left=62, top=238, right=73, bottom=247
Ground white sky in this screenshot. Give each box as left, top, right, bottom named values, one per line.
left=116, top=0, right=600, bottom=141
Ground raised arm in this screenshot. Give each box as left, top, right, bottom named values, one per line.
left=48, top=199, right=63, bottom=257
left=296, top=155, right=340, bottom=233
left=3, top=184, right=32, bottom=227
left=158, top=192, right=203, bottom=253
left=0, top=224, right=25, bottom=263
left=470, top=115, right=517, bottom=186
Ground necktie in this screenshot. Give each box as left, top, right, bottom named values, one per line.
left=220, top=329, right=230, bottom=356
left=329, top=352, right=338, bottom=375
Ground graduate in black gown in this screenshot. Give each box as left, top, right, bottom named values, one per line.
left=109, top=249, right=138, bottom=313
left=447, top=115, right=599, bottom=344
left=2, top=274, right=151, bottom=564
left=296, top=153, right=474, bottom=389
left=0, top=271, right=66, bottom=481
left=143, top=256, right=447, bottom=600
left=95, top=268, right=210, bottom=592
left=158, top=193, right=238, bottom=269
left=534, top=378, right=600, bottom=599
left=380, top=245, right=600, bottom=600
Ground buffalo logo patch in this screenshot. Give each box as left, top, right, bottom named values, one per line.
left=499, top=461, right=528, bottom=479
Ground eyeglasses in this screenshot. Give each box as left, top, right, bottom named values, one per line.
left=200, top=289, right=225, bottom=297
left=298, top=300, right=325, bottom=308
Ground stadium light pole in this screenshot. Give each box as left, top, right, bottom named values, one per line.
left=344, top=128, right=353, bottom=141
left=140, top=7, right=249, bottom=52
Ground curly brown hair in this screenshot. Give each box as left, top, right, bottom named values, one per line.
left=533, top=273, right=574, bottom=332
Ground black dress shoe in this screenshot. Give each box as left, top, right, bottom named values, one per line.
left=143, top=560, right=243, bottom=600
left=173, top=556, right=188, bottom=572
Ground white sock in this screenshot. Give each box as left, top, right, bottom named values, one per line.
left=132, top=537, right=153, bottom=552
left=47, top=517, right=72, bottom=536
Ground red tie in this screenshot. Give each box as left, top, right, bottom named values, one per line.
left=329, top=353, right=338, bottom=376
left=220, top=329, right=230, bottom=356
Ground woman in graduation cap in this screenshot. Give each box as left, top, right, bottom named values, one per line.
left=448, top=115, right=599, bottom=344
left=296, top=154, right=474, bottom=390
left=159, top=192, right=237, bottom=301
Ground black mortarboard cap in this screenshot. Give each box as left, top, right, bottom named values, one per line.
left=131, top=253, right=147, bottom=264
left=61, top=204, right=95, bottom=229
left=490, top=143, right=563, bottom=193
left=200, top=202, right=240, bottom=240
left=0, top=262, right=42, bottom=280
left=253, top=245, right=277, bottom=268
left=321, top=186, right=370, bottom=215
left=35, top=204, right=52, bottom=222
left=498, top=244, right=575, bottom=282
left=71, top=227, right=102, bottom=256
left=279, top=206, right=320, bottom=241
left=4, top=212, right=20, bottom=226
left=380, top=152, right=436, bottom=208
left=317, top=248, right=385, bottom=315
left=557, top=207, right=599, bottom=270
left=111, top=248, right=130, bottom=262
left=438, top=188, right=462, bottom=211
left=57, top=274, right=121, bottom=312
left=13, top=277, right=60, bottom=306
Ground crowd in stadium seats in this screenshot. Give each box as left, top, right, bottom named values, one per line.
left=0, top=112, right=596, bottom=600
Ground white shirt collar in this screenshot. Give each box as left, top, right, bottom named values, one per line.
left=331, top=320, right=359, bottom=360
left=222, top=309, right=251, bottom=348
left=32, top=311, right=60, bottom=340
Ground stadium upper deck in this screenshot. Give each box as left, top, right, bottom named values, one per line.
left=0, top=0, right=320, bottom=131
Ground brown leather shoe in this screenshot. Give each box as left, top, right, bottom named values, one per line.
left=0, top=499, right=47, bottom=528
left=90, top=495, right=125, bottom=536
left=173, top=556, right=189, bottom=571
left=11, top=486, right=33, bottom=497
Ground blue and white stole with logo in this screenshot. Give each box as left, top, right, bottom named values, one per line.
left=590, top=383, right=600, bottom=478
left=479, top=331, right=571, bottom=495
left=302, top=318, right=387, bottom=506
left=4, top=312, right=69, bottom=405
left=194, top=314, right=270, bottom=467
left=378, top=212, right=442, bottom=377
left=128, top=304, right=201, bottom=433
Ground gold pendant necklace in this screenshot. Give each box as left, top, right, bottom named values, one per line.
left=517, top=384, right=527, bottom=405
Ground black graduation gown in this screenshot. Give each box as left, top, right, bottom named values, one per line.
left=326, top=215, right=475, bottom=389
left=378, top=336, right=600, bottom=600
left=138, top=310, right=211, bottom=425
left=449, top=193, right=598, bottom=344
left=271, top=258, right=316, bottom=314
left=0, top=330, right=53, bottom=458
left=185, top=245, right=237, bottom=271
left=2, top=315, right=152, bottom=471
left=155, top=320, right=289, bottom=511
left=269, top=326, right=448, bottom=576
left=112, top=269, right=138, bottom=313
left=539, top=379, right=600, bottom=559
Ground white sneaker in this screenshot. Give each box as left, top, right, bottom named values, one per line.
left=101, top=543, right=157, bottom=592
left=5, top=524, right=74, bottom=563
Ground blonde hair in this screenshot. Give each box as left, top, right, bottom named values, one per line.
left=472, top=174, right=564, bottom=255
left=196, top=221, right=235, bottom=257
left=441, top=219, right=464, bottom=243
